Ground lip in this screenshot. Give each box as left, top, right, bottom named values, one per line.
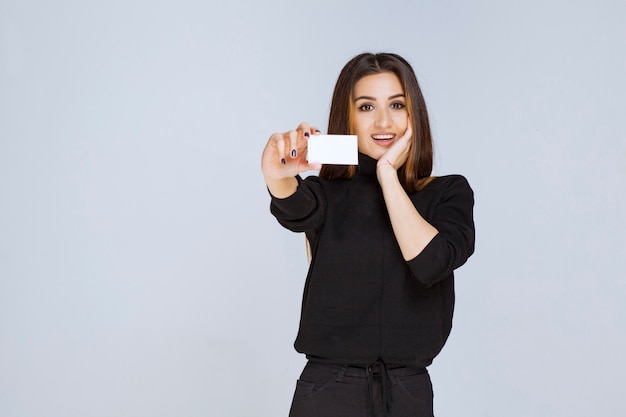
left=371, top=132, right=396, bottom=146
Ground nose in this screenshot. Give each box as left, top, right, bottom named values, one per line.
left=374, top=108, right=392, bottom=128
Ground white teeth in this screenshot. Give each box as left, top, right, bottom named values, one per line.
left=372, top=135, right=394, bottom=140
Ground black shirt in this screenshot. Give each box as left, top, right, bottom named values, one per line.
left=270, top=153, right=475, bottom=367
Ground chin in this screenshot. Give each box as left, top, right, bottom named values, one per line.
left=370, top=150, right=386, bottom=160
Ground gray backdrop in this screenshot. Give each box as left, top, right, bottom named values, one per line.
left=1, top=0, right=625, bottom=416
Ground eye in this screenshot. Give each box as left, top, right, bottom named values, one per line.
left=390, top=102, right=406, bottom=110
left=358, top=104, right=374, bottom=111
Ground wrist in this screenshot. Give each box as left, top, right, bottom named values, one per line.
left=376, top=162, right=399, bottom=182
left=265, top=176, right=298, bottom=198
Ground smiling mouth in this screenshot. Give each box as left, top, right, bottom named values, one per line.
left=371, top=134, right=396, bottom=146
left=372, top=134, right=395, bottom=141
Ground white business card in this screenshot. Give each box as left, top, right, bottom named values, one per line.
left=307, top=134, right=358, bottom=165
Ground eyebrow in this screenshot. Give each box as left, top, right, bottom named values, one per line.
left=354, top=93, right=405, bottom=102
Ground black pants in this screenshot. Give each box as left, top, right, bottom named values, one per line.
left=288, top=361, right=434, bottom=417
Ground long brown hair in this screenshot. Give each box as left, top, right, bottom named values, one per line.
left=320, top=52, right=434, bottom=192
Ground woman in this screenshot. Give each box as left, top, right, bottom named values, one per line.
left=261, top=52, right=475, bottom=417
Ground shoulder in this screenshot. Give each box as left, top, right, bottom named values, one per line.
left=423, top=174, right=472, bottom=194
left=413, top=175, right=474, bottom=212
left=434, top=174, right=470, bottom=185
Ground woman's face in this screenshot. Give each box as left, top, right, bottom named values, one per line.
left=351, top=72, right=409, bottom=160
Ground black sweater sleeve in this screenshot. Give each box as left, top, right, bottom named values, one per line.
left=406, top=175, right=475, bottom=286
left=269, top=176, right=326, bottom=233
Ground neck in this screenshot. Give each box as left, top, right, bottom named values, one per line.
left=356, top=152, right=378, bottom=177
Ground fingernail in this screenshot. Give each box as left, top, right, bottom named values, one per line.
left=291, top=149, right=297, bottom=157
left=281, top=158, right=286, bottom=165
left=304, top=132, right=310, bottom=137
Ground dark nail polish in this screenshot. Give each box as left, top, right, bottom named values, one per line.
left=281, top=158, right=286, bottom=165
left=291, top=149, right=297, bottom=157
left=304, top=132, right=310, bottom=137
